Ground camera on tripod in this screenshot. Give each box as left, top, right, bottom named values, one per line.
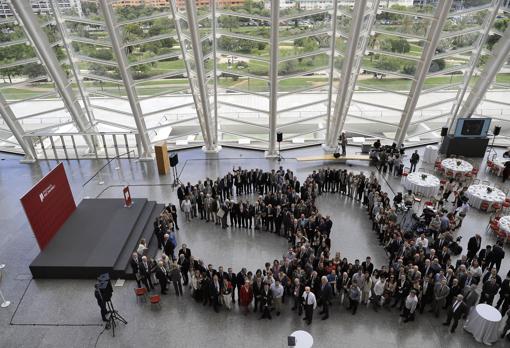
left=95, top=273, right=127, bottom=337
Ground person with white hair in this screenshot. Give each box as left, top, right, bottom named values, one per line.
left=302, top=286, right=317, bottom=325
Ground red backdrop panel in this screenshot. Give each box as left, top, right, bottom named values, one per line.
left=21, top=163, right=76, bottom=250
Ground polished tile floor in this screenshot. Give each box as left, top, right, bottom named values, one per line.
left=0, top=145, right=509, bottom=348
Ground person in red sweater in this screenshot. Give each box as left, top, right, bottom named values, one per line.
left=239, top=280, right=253, bottom=315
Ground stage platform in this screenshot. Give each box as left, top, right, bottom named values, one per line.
left=296, top=154, right=371, bottom=162
left=29, top=198, right=165, bottom=279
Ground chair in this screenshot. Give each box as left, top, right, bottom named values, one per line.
left=472, top=167, right=479, bottom=176
left=482, top=180, right=490, bottom=186
left=150, top=294, right=161, bottom=309
left=480, top=201, right=490, bottom=211
left=473, top=178, right=480, bottom=185
left=134, top=287, right=147, bottom=304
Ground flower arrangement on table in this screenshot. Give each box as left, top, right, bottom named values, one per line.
left=456, top=160, right=462, bottom=166
left=421, top=174, right=428, bottom=180
left=487, top=187, right=493, bottom=194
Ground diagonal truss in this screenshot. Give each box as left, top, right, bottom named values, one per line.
left=170, top=0, right=219, bottom=152
left=324, top=0, right=380, bottom=150
left=49, top=0, right=96, bottom=126
left=99, top=0, right=153, bottom=160
left=455, top=21, right=510, bottom=120
left=394, top=0, right=454, bottom=146
left=10, top=0, right=97, bottom=153
left=0, top=93, right=36, bottom=162
left=266, top=0, right=280, bottom=157
left=448, top=0, right=502, bottom=130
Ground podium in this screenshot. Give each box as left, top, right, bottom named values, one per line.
left=154, top=143, right=170, bottom=175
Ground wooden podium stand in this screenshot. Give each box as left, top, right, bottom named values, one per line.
left=154, top=143, right=170, bottom=175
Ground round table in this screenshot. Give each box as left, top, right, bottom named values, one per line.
left=423, top=145, right=439, bottom=163
left=464, top=304, right=502, bottom=345
left=498, top=215, right=510, bottom=239
left=403, top=172, right=440, bottom=197
left=289, top=330, right=313, bottom=348
left=466, top=184, right=506, bottom=211
left=441, top=158, right=473, bottom=176
left=492, top=158, right=510, bottom=176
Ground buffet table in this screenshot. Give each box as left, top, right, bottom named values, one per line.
left=465, top=184, right=506, bottom=211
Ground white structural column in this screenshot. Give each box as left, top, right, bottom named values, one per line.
left=394, top=0, right=453, bottom=146
left=457, top=24, right=510, bottom=119
left=0, top=94, right=36, bottom=162
left=10, top=0, right=96, bottom=152
left=324, top=0, right=371, bottom=150
left=99, top=0, right=153, bottom=160
left=177, top=0, right=219, bottom=152
left=325, top=0, right=339, bottom=143
left=266, top=0, right=280, bottom=158
left=448, top=0, right=501, bottom=129
left=49, top=0, right=95, bottom=126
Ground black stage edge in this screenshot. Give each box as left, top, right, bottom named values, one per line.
left=439, top=135, right=489, bottom=158
left=29, top=198, right=164, bottom=279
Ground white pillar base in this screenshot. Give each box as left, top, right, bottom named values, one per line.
left=321, top=144, right=337, bottom=153
left=264, top=150, right=279, bottom=158
left=1, top=301, right=10, bottom=308
left=20, top=157, right=36, bottom=164
left=202, top=145, right=222, bottom=153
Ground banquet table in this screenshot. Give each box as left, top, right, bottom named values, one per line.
left=497, top=215, right=510, bottom=239
left=402, top=172, right=440, bottom=197
left=465, top=184, right=506, bottom=210
left=423, top=145, right=439, bottom=163
left=289, top=330, right=314, bottom=348
left=464, top=304, right=502, bottom=345
left=492, top=157, right=510, bottom=176
left=441, top=158, right=473, bottom=176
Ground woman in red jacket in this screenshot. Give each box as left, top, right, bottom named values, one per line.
left=239, top=280, right=253, bottom=315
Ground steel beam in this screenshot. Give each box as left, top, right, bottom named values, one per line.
left=0, top=93, right=36, bottom=162
left=448, top=0, right=501, bottom=131
left=394, top=0, right=454, bottom=146
left=10, top=0, right=97, bottom=153
left=457, top=21, right=510, bottom=120
left=266, top=0, right=280, bottom=158
left=325, top=0, right=379, bottom=150
left=99, top=0, right=153, bottom=160
left=50, top=0, right=96, bottom=126
left=170, top=0, right=219, bottom=152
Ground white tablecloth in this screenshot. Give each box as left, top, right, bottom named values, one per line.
left=464, top=304, right=502, bottom=345
left=492, top=158, right=510, bottom=176
left=290, top=330, right=314, bottom=348
left=466, top=184, right=506, bottom=210
left=403, top=172, right=440, bottom=197
left=498, top=215, right=510, bottom=237
left=441, top=158, right=473, bottom=176
left=423, top=145, right=439, bottom=163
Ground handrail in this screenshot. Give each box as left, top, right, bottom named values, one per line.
left=81, top=150, right=135, bottom=188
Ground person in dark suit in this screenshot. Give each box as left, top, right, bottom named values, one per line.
left=163, top=234, right=175, bottom=260
left=489, top=241, right=506, bottom=272
left=291, top=278, right=304, bottom=316
left=210, top=274, right=222, bottom=313
left=155, top=261, right=169, bottom=295
left=139, top=255, right=154, bottom=291
left=178, top=244, right=191, bottom=260
left=467, top=234, right=482, bottom=263
left=480, top=277, right=500, bottom=306
left=260, top=282, right=273, bottom=320
left=362, top=256, right=374, bottom=276
left=130, top=252, right=142, bottom=288
left=94, top=284, right=108, bottom=322
left=443, top=294, right=467, bottom=333
left=319, top=276, right=332, bottom=320
left=478, top=245, right=493, bottom=272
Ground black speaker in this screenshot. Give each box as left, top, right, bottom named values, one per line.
left=277, top=132, right=283, bottom=142
left=170, top=153, right=179, bottom=167
left=441, top=127, right=448, bottom=137
left=494, top=126, right=501, bottom=136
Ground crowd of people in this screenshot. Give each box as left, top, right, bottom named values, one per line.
left=127, top=165, right=509, bottom=340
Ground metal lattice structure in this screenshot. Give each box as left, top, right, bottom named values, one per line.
left=0, top=0, right=509, bottom=161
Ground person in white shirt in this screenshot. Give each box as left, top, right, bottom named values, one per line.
left=270, top=280, right=284, bottom=316
left=417, top=234, right=429, bottom=249
left=402, top=290, right=418, bottom=322
left=302, top=286, right=317, bottom=325
left=372, top=276, right=386, bottom=312
left=181, top=196, right=192, bottom=222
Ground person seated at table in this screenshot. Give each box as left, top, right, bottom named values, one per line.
left=503, top=161, right=510, bottom=183
left=393, top=192, right=403, bottom=206
left=403, top=190, right=415, bottom=205
left=503, top=148, right=510, bottom=158
left=373, top=139, right=381, bottom=150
